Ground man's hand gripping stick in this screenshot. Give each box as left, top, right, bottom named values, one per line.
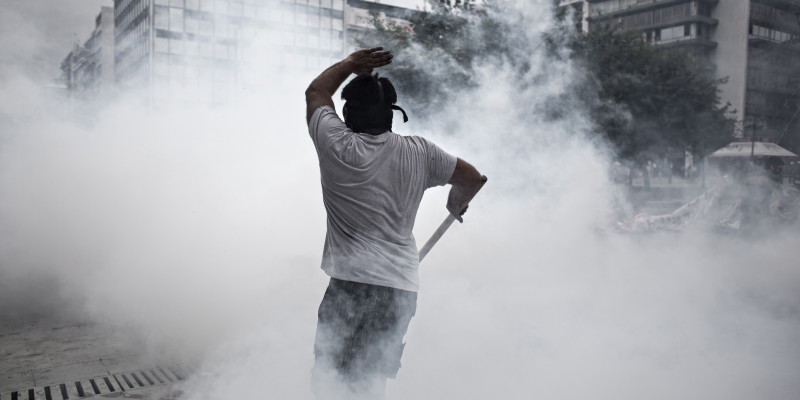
left=418, top=175, right=487, bottom=262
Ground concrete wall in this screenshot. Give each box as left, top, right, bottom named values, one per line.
left=709, top=0, right=751, bottom=133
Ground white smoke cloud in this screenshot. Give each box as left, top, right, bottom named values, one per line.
left=0, top=1, right=799, bottom=400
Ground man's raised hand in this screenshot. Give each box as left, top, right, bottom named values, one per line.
left=346, top=47, right=393, bottom=76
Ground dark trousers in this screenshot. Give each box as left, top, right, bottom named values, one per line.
left=312, top=278, right=417, bottom=399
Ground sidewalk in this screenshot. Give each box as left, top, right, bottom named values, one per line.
left=0, top=318, right=184, bottom=400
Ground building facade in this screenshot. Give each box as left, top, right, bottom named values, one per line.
left=63, top=0, right=416, bottom=104
left=113, top=0, right=349, bottom=104
left=61, top=6, right=116, bottom=101
left=561, top=0, right=800, bottom=151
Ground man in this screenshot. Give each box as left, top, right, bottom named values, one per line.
left=305, top=47, right=483, bottom=399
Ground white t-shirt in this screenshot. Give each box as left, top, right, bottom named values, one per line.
left=308, top=106, right=457, bottom=292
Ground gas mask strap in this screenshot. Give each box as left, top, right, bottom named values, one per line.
left=391, top=105, right=409, bottom=123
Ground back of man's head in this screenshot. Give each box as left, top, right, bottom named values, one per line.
left=341, top=74, right=403, bottom=135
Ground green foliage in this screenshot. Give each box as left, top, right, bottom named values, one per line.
left=354, top=9, right=479, bottom=118
left=355, top=3, right=539, bottom=118
left=571, top=25, right=736, bottom=162
left=359, top=5, right=735, bottom=162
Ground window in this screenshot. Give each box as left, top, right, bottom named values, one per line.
left=216, top=21, right=229, bottom=37
left=698, top=3, right=710, bottom=17
left=660, top=25, right=685, bottom=42
left=229, top=2, right=242, bottom=16
left=185, top=15, right=199, bottom=33
left=185, top=66, right=200, bottom=83
left=170, top=38, right=184, bottom=54
left=170, top=60, right=184, bottom=78
left=169, top=7, right=184, bottom=31
left=155, top=37, right=169, bottom=53
left=155, top=6, right=168, bottom=29
left=199, top=41, right=213, bottom=57
left=214, top=43, right=229, bottom=59
left=215, top=0, right=228, bottom=14
left=200, top=19, right=213, bottom=35
left=184, top=41, right=199, bottom=56
left=154, top=58, right=169, bottom=78
left=662, top=5, right=673, bottom=21
left=751, top=24, right=798, bottom=43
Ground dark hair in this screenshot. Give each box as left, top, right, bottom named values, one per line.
left=341, top=73, right=398, bottom=134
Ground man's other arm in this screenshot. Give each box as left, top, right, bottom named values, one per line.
left=447, top=158, right=484, bottom=221
left=305, top=47, right=393, bottom=124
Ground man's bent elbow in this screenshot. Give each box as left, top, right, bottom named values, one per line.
left=305, top=85, right=319, bottom=102
left=449, top=158, right=482, bottom=187
left=305, top=86, right=332, bottom=123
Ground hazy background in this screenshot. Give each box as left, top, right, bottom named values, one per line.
left=1, top=1, right=799, bottom=400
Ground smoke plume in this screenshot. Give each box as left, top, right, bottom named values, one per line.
left=0, top=1, right=798, bottom=400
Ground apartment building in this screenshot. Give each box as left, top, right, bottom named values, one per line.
left=54, top=0, right=412, bottom=105
left=112, top=0, right=348, bottom=104
left=60, top=7, right=116, bottom=101
left=561, top=0, right=800, bottom=151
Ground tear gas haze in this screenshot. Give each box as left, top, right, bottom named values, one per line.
left=1, top=1, right=799, bottom=400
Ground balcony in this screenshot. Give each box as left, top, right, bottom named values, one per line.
left=657, top=36, right=717, bottom=49
left=587, top=0, right=719, bottom=32
left=632, top=14, right=717, bottom=31
left=749, top=35, right=800, bottom=54
left=587, top=0, right=718, bottom=18
left=746, top=79, right=800, bottom=97
left=755, top=0, right=800, bottom=13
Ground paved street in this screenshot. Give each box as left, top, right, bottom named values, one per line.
left=0, top=318, right=184, bottom=400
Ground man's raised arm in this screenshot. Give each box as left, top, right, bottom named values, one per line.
left=305, top=47, right=393, bottom=124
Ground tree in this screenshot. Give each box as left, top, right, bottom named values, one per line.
left=354, top=8, right=480, bottom=118
left=361, top=5, right=735, bottom=181
left=355, top=3, right=530, bottom=119
left=570, top=25, right=736, bottom=179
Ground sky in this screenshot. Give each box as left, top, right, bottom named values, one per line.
left=1, top=0, right=113, bottom=79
